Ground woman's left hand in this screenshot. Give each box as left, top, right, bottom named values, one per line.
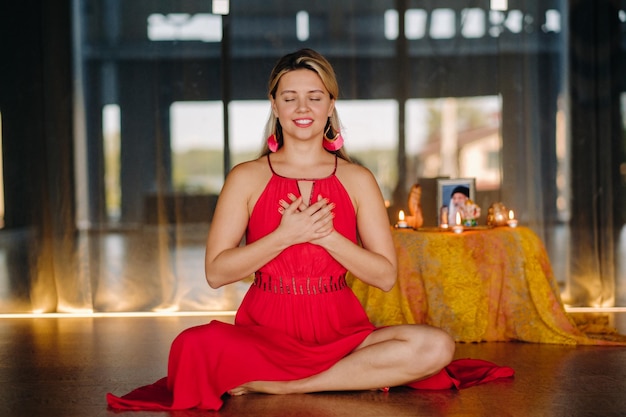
left=279, top=193, right=336, bottom=241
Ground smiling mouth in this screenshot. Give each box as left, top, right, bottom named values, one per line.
left=294, top=119, right=313, bottom=127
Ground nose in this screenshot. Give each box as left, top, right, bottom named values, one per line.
left=295, top=97, right=309, bottom=112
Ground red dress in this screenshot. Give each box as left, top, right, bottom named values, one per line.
left=107, top=156, right=513, bottom=411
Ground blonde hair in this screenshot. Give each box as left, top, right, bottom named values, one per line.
left=261, top=48, right=349, bottom=160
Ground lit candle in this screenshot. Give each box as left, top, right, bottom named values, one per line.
left=507, top=210, right=518, bottom=228
left=452, top=212, right=464, bottom=234
left=396, top=210, right=409, bottom=228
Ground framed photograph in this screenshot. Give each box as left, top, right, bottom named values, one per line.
left=437, top=178, right=476, bottom=226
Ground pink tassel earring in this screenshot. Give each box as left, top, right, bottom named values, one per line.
left=323, top=129, right=344, bottom=151
left=267, top=134, right=279, bottom=152
left=323, top=119, right=344, bottom=151
left=323, top=132, right=344, bottom=151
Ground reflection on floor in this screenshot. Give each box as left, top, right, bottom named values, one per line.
left=1, top=314, right=625, bottom=417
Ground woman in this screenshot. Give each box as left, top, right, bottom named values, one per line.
left=107, top=48, right=511, bottom=411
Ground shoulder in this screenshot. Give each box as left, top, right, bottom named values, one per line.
left=335, top=159, right=383, bottom=204
left=225, top=157, right=269, bottom=184
left=215, top=156, right=272, bottom=215
left=221, top=157, right=271, bottom=198
left=336, top=159, right=378, bottom=189
left=229, top=157, right=267, bottom=175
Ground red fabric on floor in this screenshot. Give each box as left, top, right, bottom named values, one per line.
left=408, top=358, right=515, bottom=390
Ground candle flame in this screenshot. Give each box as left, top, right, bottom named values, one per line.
left=509, top=210, right=515, bottom=220
left=456, top=212, right=461, bottom=225
left=399, top=210, right=405, bottom=221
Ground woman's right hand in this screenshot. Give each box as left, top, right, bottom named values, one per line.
left=276, top=194, right=335, bottom=245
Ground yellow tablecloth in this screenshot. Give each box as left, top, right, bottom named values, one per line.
left=348, top=226, right=621, bottom=344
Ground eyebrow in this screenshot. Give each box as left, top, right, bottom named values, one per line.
left=279, top=89, right=326, bottom=95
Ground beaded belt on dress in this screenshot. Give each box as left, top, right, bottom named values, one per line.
left=252, top=271, right=348, bottom=295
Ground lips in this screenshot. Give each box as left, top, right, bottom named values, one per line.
left=293, top=118, right=313, bottom=127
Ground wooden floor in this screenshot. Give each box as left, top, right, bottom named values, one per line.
left=2, top=314, right=626, bottom=417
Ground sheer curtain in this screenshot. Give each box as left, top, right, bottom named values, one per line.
left=0, top=0, right=624, bottom=313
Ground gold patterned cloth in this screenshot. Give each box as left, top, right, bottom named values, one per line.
left=348, top=227, right=625, bottom=344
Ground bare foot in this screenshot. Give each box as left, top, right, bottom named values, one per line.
left=227, top=380, right=290, bottom=396
left=227, top=385, right=250, bottom=396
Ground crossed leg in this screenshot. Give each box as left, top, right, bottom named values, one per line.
left=228, top=324, right=455, bottom=396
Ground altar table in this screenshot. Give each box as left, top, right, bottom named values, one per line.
left=348, top=226, right=610, bottom=344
